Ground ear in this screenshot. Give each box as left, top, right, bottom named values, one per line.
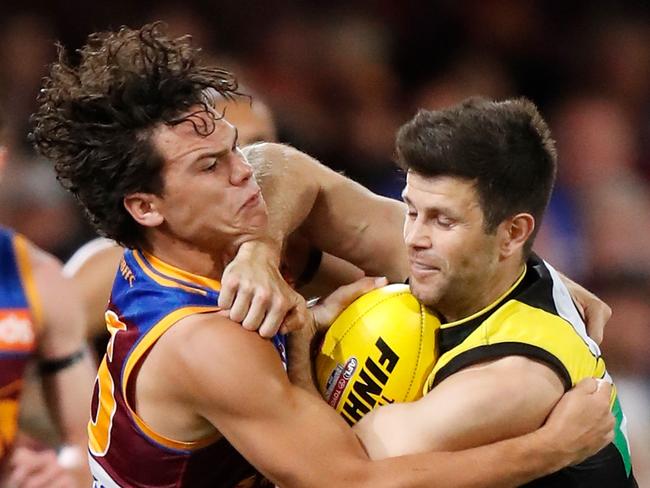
left=497, top=213, right=535, bottom=259
left=123, top=193, right=164, bottom=228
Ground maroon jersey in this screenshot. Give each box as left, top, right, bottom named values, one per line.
left=89, top=249, right=286, bottom=487
left=0, top=229, right=39, bottom=469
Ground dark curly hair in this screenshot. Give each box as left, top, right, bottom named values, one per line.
left=31, top=22, right=241, bottom=248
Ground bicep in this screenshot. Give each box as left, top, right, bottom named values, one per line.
left=354, top=357, right=564, bottom=459
left=178, top=317, right=370, bottom=487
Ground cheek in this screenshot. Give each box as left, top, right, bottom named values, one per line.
left=444, top=233, right=490, bottom=272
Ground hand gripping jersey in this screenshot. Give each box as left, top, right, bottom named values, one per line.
left=88, top=249, right=286, bottom=488
left=0, top=228, right=39, bottom=468
left=424, top=255, right=636, bottom=487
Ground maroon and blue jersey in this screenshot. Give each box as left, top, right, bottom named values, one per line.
left=0, top=228, right=39, bottom=468
left=89, top=249, right=286, bottom=487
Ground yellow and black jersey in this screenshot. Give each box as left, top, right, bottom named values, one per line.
left=425, top=254, right=636, bottom=487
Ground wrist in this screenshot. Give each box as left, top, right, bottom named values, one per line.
left=527, top=426, right=567, bottom=475
left=239, top=238, right=282, bottom=266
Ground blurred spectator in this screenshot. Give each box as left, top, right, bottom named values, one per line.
left=0, top=157, right=86, bottom=260
left=0, top=14, right=55, bottom=154
left=536, top=95, right=650, bottom=278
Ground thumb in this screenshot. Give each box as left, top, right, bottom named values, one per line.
left=325, top=277, right=388, bottom=310
left=574, top=377, right=599, bottom=394
left=314, top=277, right=388, bottom=329
left=594, top=379, right=613, bottom=398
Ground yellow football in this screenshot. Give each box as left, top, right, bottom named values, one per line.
left=315, top=284, right=440, bottom=425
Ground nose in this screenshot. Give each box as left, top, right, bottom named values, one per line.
left=403, top=218, right=432, bottom=250
left=229, top=150, right=254, bottom=186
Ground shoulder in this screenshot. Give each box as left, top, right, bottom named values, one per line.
left=243, top=141, right=300, bottom=160
left=16, top=238, right=87, bottom=354
left=158, top=312, right=288, bottom=392
left=150, top=311, right=291, bottom=418
left=62, top=237, right=121, bottom=278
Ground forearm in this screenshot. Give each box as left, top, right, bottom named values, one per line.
left=41, top=355, right=95, bottom=445
left=352, top=428, right=563, bottom=488
left=246, top=143, right=320, bottom=253
left=287, top=321, right=320, bottom=395
left=246, top=142, right=408, bottom=281
left=41, top=358, right=95, bottom=487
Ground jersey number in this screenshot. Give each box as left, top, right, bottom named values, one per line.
left=88, top=311, right=126, bottom=456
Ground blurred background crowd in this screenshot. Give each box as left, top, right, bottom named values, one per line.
left=0, top=0, right=648, bottom=482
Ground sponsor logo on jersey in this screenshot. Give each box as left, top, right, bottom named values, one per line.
left=0, top=310, right=34, bottom=351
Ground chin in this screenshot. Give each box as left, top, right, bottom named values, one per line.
left=409, top=280, right=441, bottom=308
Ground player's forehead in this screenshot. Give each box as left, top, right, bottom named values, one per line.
left=402, top=172, right=481, bottom=214
left=151, top=108, right=235, bottom=163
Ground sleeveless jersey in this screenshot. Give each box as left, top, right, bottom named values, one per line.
left=88, top=249, right=287, bottom=488
left=424, top=254, right=636, bottom=487
left=0, top=228, right=39, bottom=467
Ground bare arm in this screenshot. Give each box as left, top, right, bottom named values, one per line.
left=30, top=244, right=96, bottom=485
left=217, top=142, right=405, bottom=334
left=167, top=314, right=612, bottom=488
left=354, top=357, right=565, bottom=459
left=556, top=272, right=611, bottom=344
left=246, top=142, right=408, bottom=282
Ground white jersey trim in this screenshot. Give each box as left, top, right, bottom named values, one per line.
left=544, top=260, right=602, bottom=359
left=89, top=452, right=122, bottom=488
left=63, top=237, right=118, bottom=277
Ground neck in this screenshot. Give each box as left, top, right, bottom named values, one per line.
left=143, top=231, right=234, bottom=281
left=441, top=256, right=526, bottom=323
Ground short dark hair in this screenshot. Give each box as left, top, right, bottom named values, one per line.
left=31, top=22, right=241, bottom=248
left=396, top=97, right=557, bottom=255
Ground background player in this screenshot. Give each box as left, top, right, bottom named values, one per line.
left=0, top=101, right=94, bottom=487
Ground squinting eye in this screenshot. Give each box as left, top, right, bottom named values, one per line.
left=203, top=160, right=217, bottom=172
left=437, top=217, right=454, bottom=227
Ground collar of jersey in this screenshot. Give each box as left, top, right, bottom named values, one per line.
left=134, top=249, right=222, bottom=292
left=439, top=264, right=527, bottom=330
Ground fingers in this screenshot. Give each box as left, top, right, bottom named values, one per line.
left=573, top=377, right=599, bottom=394
left=241, top=292, right=272, bottom=331
left=257, top=296, right=291, bottom=338
left=313, top=277, right=388, bottom=329
left=228, top=285, right=254, bottom=324
left=278, top=302, right=309, bottom=335
left=217, top=274, right=237, bottom=310
left=583, top=302, right=611, bottom=345
left=573, top=377, right=612, bottom=397
left=8, top=448, right=72, bottom=488
left=325, top=276, right=388, bottom=310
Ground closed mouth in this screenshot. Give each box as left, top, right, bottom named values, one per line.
left=242, top=190, right=261, bottom=209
